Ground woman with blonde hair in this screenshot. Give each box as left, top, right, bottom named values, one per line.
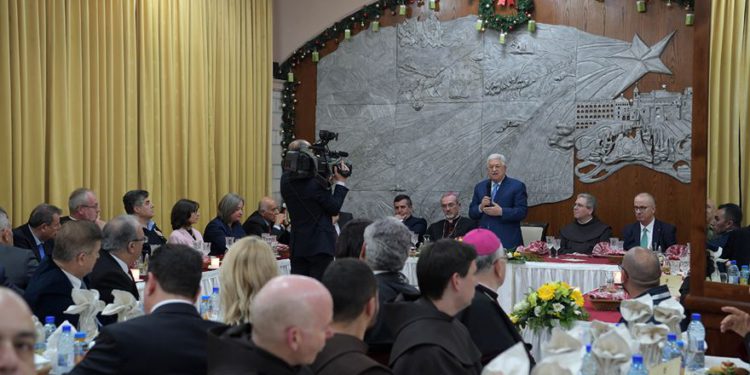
left=219, top=236, right=278, bottom=325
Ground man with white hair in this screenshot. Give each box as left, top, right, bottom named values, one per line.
left=458, top=229, right=534, bottom=366
left=469, top=154, right=528, bottom=249
left=207, top=275, right=333, bottom=374
left=426, top=192, right=477, bottom=241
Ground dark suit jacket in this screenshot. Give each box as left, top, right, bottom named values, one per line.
left=280, top=173, right=348, bottom=258
left=722, top=227, right=750, bottom=266
left=469, top=177, right=528, bottom=249
left=622, top=219, right=677, bottom=251
left=12, top=224, right=54, bottom=261
left=204, top=216, right=246, bottom=256
left=70, top=302, right=222, bottom=375
left=88, top=251, right=138, bottom=325
left=402, top=216, right=427, bottom=242
left=338, top=211, right=354, bottom=229
left=426, top=217, right=477, bottom=240
left=242, top=211, right=290, bottom=244
left=0, top=244, right=39, bottom=290
left=0, top=264, right=23, bottom=294
left=24, top=258, right=82, bottom=327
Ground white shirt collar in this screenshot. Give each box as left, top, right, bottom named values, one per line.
left=110, top=252, right=130, bottom=274
left=150, top=299, right=196, bottom=314
left=640, top=218, right=655, bottom=233
left=60, top=267, right=83, bottom=290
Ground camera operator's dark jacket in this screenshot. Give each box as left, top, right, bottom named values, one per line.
left=280, top=172, right=348, bottom=258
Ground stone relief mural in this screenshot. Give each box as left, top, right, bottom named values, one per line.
left=316, top=14, right=691, bottom=223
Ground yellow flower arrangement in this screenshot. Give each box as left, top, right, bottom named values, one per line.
left=537, top=284, right=556, bottom=301
left=510, top=282, right=589, bottom=332
left=571, top=289, right=584, bottom=307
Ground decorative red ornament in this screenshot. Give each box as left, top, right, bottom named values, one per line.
left=497, top=0, right=515, bottom=6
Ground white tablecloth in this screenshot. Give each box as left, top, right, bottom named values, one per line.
left=401, top=258, right=619, bottom=312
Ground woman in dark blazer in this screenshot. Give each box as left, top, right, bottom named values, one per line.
left=203, top=193, right=246, bottom=256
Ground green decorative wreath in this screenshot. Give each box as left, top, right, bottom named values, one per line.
left=477, top=0, right=534, bottom=33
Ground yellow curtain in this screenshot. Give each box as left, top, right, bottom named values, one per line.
left=0, top=0, right=272, bottom=233
left=708, top=0, right=750, bottom=224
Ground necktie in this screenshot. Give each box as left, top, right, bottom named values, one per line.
left=491, top=183, right=499, bottom=201
left=37, top=243, right=46, bottom=260
left=640, top=228, right=649, bottom=248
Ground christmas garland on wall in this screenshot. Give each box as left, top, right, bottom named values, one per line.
left=278, top=0, right=694, bottom=155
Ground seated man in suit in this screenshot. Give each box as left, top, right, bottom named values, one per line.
left=459, top=229, right=534, bottom=367
left=62, top=188, right=106, bottom=229
left=0, top=207, right=38, bottom=291
left=12, top=203, right=62, bottom=262
left=24, top=221, right=102, bottom=327
left=708, top=203, right=742, bottom=251
left=71, top=244, right=222, bottom=375
left=559, top=193, right=612, bottom=254
left=621, top=247, right=671, bottom=321
left=0, top=287, right=37, bottom=374
left=207, top=275, right=333, bottom=374
left=393, top=194, right=427, bottom=242
left=123, top=190, right=166, bottom=255
left=426, top=192, right=477, bottom=241
left=242, top=196, right=290, bottom=244
left=622, top=193, right=676, bottom=251
left=312, top=259, right=392, bottom=375
left=88, top=215, right=142, bottom=325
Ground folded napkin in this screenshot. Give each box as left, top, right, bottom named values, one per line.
left=516, top=240, right=549, bottom=255
left=665, top=244, right=688, bottom=259
left=620, top=294, right=654, bottom=334
left=530, top=362, right=572, bottom=375
left=707, top=247, right=723, bottom=282
left=653, top=298, right=685, bottom=334
left=591, top=330, right=632, bottom=375
left=592, top=242, right=625, bottom=256
left=102, top=290, right=143, bottom=322
left=632, top=323, right=669, bottom=368
left=589, top=320, right=613, bottom=343
left=64, top=288, right=105, bottom=338
left=482, top=342, right=530, bottom=375
left=541, top=327, right=583, bottom=374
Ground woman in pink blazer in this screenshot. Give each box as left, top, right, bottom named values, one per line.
left=168, top=199, right=204, bottom=246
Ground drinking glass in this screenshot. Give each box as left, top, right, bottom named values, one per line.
left=202, top=242, right=212, bottom=256
left=225, top=237, right=235, bottom=249
left=617, top=240, right=625, bottom=251
left=410, top=232, right=419, bottom=248
left=553, top=238, right=561, bottom=258
left=193, top=240, right=203, bottom=251
left=609, top=237, right=618, bottom=247
left=546, top=236, right=554, bottom=251
left=423, top=234, right=432, bottom=244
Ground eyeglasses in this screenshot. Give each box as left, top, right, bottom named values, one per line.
left=131, top=237, right=147, bottom=243
left=633, top=206, right=651, bottom=212
left=80, top=204, right=100, bottom=209
left=573, top=203, right=589, bottom=208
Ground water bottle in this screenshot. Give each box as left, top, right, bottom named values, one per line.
left=580, top=344, right=597, bottom=375
left=662, top=333, right=681, bottom=363
left=627, top=354, right=648, bottom=375
left=56, top=325, right=74, bottom=373
left=44, top=316, right=57, bottom=342
left=34, top=320, right=47, bottom=354
left=74, top=332, right=87, bottom=364
left=687, top=313, right=706, bottom=372
left=686, top=341, right=706, bottom=374
left=676, top=340, right=686, bottom=369
left=210, top=287, right=220, bottom=321
left=741, top=265, right=750, bottom=285
left=200, top=295, right=211, bottom=319
left=727, top=260, right=740, bottom=284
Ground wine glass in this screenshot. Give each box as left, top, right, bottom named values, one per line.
left=201, top=242, right=212, bottom=257
left=553, top=238, right=561, bottom=258
left=410, top=232, right=419, bottom=249
left=545, top=236, right=554, bottom=252
left=423, top=234, right=432, bottom=244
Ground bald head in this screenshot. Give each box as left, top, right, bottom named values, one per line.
left=251, top=275, right=333, bottom=366
left=0, top=288, right=36, bottom=374
left=622, top=247, right=661, bottom=292
left=288, top=139, right=311, bottom=151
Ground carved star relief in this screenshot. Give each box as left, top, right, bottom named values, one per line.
left=609, top=32, right=675, bottom=94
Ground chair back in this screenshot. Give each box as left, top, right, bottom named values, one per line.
left=521, top=222, right=548, bottom=246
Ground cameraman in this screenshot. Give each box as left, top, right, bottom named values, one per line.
left=281, top=139, right=349, bottom=280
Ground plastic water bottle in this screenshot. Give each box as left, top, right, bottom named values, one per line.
left=628, top=354, right=648, bottom=375
left=34, top=321, right=46, bottom=354
left=200, top=295, right=211, bottom=319
left=56, top=325, right=74, bottom=373
left=44, top=316, right=57, bottom=342
left=662, top=333, right=681, bottom=363
left=741, top=265, right=750, bottom=285
left=687, top=341, right=706, bottom=374
left=676, top=340, right=686, bottom=369
left=210, top=287, right=220, bottom=321
left=728, top=260, right=740, bottom=284
left=580, top=344, right=597, bottom=375
left=74, top=332, right=87, bottom=364
left=687, top=313, right=706, bottom=372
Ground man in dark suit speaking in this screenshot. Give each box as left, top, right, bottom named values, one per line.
left=70, top=244, right=222, bottom=375
left=281, top=139, right=349, bottom=280
left=622, top=192, right=676, bottom=251
left=469, top=154, right=528, bottom=249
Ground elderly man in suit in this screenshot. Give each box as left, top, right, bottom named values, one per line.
left=427, top=192, right=477, bottom=241
left=242, top=196, right=290, bottom=244
left=622, top=193, right=677, bottom=251
left=0, top=208, right=38, bottom=291
left=23, top=221, right=102, bottom=327
left=12, top=203, right=62, bottom=262
left=70, top=244, right=222, bottom=375
left=469, top=154, right=528, bottom=249
left=62, top=188, right=106, bottom=229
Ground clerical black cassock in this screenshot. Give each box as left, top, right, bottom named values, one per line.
left=559, top=216, right=612, bottom=254
left=426, top=216, right=477, bottom=240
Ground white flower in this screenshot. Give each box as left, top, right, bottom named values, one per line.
left=514, top=301, right=529, bottom=312
left=534, top=306, right=543, bottom=317
left=552, top=303, right=564, bottom=312
left=574, top=310, right=581, bottom=315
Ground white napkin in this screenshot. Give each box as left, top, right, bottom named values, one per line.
left=64, top=288, right=105, bottom=338
left=589, top=320, right=613, bottom=343
left=591, top=330, right=632, bottom=375
left=540, top=327, right=583, bottom=374
left=42, top=321, right=77, bottom=363
left=653, top=298, right=685, bottom=334
left=632, top=323, right=669, bottom=368
left=620, top=293, right=654, bottom=338
left=530, top=362, right=572, bottom=375
left=102, top=290, right=143, bottom=322
left=707, top=247, right=723, bottom=282
left=482, top=342, right=530, bottom=375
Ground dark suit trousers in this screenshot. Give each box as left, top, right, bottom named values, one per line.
left=291, top=254, right=334, bottom=281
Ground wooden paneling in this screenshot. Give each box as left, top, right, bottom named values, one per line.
left=289, top=0, right=694, bottom=240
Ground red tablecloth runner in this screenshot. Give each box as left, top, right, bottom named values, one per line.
left=584, top=294, right=622, bottom=323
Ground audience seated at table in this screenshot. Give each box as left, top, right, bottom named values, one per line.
left=62, top=188, right=107, bottom=229
left=0, top=207, right=38, bottom=291
left=0, top=287, right=38, bottom=374
left=710, top=203, right=743, bottom=254
left=70, top=244, right=222, bottom=375
left=312, top=259, right=392, bottom=375
left=167, top=199, right=204, bottom=246
left=219, top=236, right=278, bottom=325
left=386, top=239, right=482, bottom=375
left=392, top=194, right=427, bottom=243
left=88, top=215, right=142, bottom=325
left=622, top=193, right=676, bottom=251
left=620, top=246, right=671, bottom=323
left=242, top=197, right=290, bottom=245
left=24, top=221, right=102, bottom=328
left=123, top=190, right=167, bottom=255
left=207, top=275, right=332, bottom=375
left=12, top=203, right=61, bottom=262
left=361, top=218, right=420, bottom=361
left=458, top=229, right=535, bottom=367
left=426, top=192, right=477, bottom=241
left=204, top=193, right=247, bottom=256
left=334, top=218, right=372, bottom=259
left=559, top=193, right=612, bottom=254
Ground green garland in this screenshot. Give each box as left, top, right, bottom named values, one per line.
left=477, top=0, right=534, bottom=33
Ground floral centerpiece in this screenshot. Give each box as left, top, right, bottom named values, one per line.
left=507, top=240, right=547, bottom=263
left=509, top=281, right=589, bottom=332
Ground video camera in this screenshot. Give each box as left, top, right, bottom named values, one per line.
left=282, top=130, right=353, bottom=180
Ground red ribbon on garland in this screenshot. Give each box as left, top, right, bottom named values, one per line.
left=497, top=0, right=515, bottom=6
